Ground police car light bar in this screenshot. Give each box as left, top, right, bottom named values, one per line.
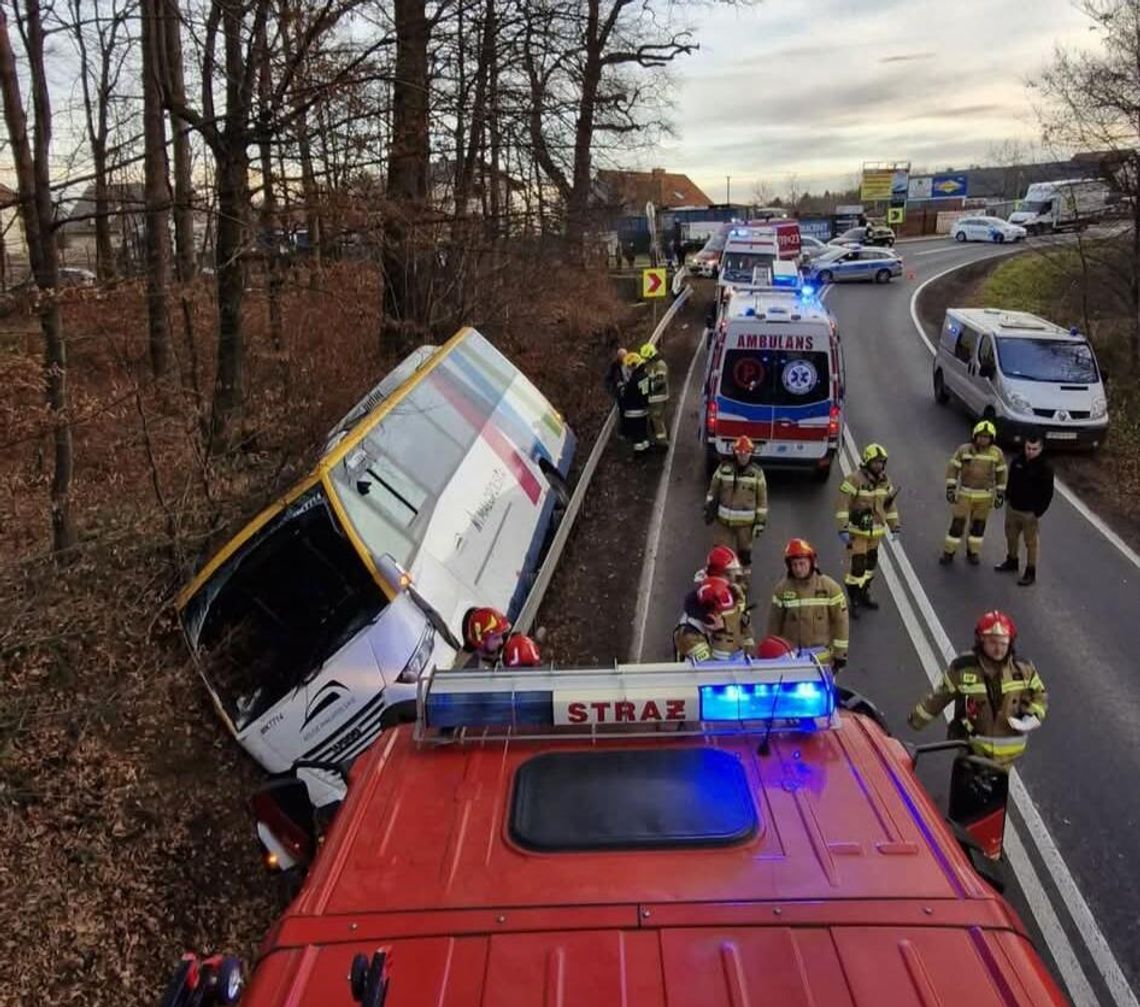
left=416, top=657, right=835, bottom=735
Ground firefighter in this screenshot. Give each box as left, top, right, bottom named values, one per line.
left=603, top=346, right=629, bottom=403
left=502, top=633, right=544, bottom=668
left=459, top=607, right=511, bottom=668
left=836, top=442, right=900, bottom=618
left=766, top=538, right=849, bottom=672
left=673, top=576, right=736, bottom=661
left=693, top=545, right=754, bottom=658
left=618, top=351, right=651, bottom=453
left=639, top=342, right=670, bottom=447
left=704, top=435, right=768, bottom=568
left=907, top=610, right=1047, bottom=767
left=941, top=419, right=1007, bottom=566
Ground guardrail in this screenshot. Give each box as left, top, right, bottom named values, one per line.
left=514, top=283, right=693, bottom=635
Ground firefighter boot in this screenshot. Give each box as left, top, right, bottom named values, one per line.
left=939, top=552, right=954, bottom=566
left=860, top=583, right=880, bottom=611
left=1018, top=565, right=1036, bottom=587
left=966, top=551, right=980, bottom=566
left=848, top=588, right=861, bottom=620
left=995, top=557, right=1019, bottom=573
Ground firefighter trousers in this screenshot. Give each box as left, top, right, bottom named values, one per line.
left=647, top=401, right=669, bottom=444
left=844, top=534, right=881, bottom=589
left=1005, top=508, right=1039, bottom=567
left=945, top=495, right=993, bottom=556
left=714, top=522, right=756, bottom=566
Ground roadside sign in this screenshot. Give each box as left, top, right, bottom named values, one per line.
left=642, top=267, right=666, bottom=298
left=931, top=172, right=968, bottom=198
left=887, top=206, right=905, bottom=224
left=861, top=169, right=893, bottom=201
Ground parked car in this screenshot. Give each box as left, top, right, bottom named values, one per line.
left=806, top=246, right=903, bottom=284
left=798, top=235, right=829, bottom=262
left=830, top=224, right=895, bottom=248
left=58, top=267, right=98, bottom=287
left=952, top=216, right=1027, bottom=244
left=933, top=307, right=1108, bottom=449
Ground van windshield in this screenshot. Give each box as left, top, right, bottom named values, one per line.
left=996, top=337, right=1099, bottom=384
left=1019, top=200, right=1050, bottom=214
left=180, top=484, right=387, bottom=728
left=721, top=251, right=776, bottom=283
left=720, top=347, right=831, bottom=406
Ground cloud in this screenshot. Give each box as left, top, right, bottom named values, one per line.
left=879, top=51, right=935, bottom=64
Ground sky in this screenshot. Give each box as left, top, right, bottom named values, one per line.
left=646, top=0, right=1101, bottom=200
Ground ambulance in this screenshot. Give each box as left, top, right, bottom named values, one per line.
left=702, top=285, right=844, bottom=478
left=164, top=656, right=1066, bottom=1005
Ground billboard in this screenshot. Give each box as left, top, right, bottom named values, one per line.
left=891, top=169, right=910, bottom=203
left=908, top=176, right=933, bottom=200
left=861, top=169, right=893, bottom=201
left=931, top=173, right=968, bottom=199
left=798, top=217, right=833, bottom=240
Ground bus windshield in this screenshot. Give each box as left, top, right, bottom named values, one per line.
left=181, top=484, right=387, bottom=727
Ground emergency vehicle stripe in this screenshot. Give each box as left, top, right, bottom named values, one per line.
left=715, top=419, right=830, bottom=442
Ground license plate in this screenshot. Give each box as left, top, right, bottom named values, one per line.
left=1046, top=431, right=1078, bottom=440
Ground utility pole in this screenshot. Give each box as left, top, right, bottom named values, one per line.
left=726, top=175, right=731, bottom=204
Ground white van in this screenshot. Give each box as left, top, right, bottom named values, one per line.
left=1008, top=179, right=1110, bottom=235
left=933, top=308, right=1109, bottom=448
left=701, top=286, right=844, bottom=479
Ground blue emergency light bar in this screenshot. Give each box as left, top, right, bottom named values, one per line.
left=417, top=657, right=835, bottom=735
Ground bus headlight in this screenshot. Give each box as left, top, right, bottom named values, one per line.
left=397, top=627, right=435, bottom=683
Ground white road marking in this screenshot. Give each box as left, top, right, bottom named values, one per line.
left=629, top=323, right=705, bottom=662
left=908, top=258, right=1140, bottom=573
left=839, top=427, right=1138, bottom=1006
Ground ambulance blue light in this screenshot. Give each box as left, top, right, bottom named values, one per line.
left=699, top=679, right=834, bottom=721
left=800, top=284, right=816, bottom=299
left=426, top=690, right=554, bottom=728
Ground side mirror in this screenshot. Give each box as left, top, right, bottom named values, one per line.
left=979, top=363, right=996, bottom=380
left=376, top=553, right=412, bottom=593
left=250, top=777, right=318, bottom=872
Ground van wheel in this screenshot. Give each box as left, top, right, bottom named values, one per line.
left=955, top=231, right=966, bottom=242
left=933, top=370, right=949, bottom=404
left=812, top=462, right=833, bottom=483
left=875, top=269, right=891, bottom=284
left=817, top=269, right=833, bottom=285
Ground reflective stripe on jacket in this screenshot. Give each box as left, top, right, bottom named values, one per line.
left=835, top=468, right=900, bottom=538
left=766, top=571, right=849, bottom=661
left=707, top=462, right=768, bottom=528
left=646, top=357, right=670, bottom=403
left=946, top=443, right=1007, bottom=494
left=908, top=652, right=1047, bottom=766
left=673, top=617, right=713, bottom=662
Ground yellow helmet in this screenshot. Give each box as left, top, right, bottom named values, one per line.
left=861, top=443, right=888, bottom=465
left=638, top=342, right=658, bottom=360
left=623, top=351, right=643, bottom=368
left=973, top=419, right=997, bottom=440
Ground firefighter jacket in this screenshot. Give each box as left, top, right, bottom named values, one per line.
left=946, top=442, right=1007, bottom=501
left=907, top=652, right=1047, bottom=765
left=710, top=582, right=753, bottom=659
left=646, top=357, right=670, bottom=404
left=1007, top=453, right=1055, bottom=517
left=706, top=461, right=768, bottom=529
left=673, top=616, right=713, bottom=662
left=619, top=365, right=650, bottom=419
left=835, top=467, right=900, bottom=539
left=766, top=571, right=849, bottom=662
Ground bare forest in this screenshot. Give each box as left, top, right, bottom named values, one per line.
left=0, top=0, right=696, bottom=1001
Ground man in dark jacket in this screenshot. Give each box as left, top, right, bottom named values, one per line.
left=994, top=430, right=1054, bottom=586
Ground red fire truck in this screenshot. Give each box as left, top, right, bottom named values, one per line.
left=162, top=657, right=1066, bottom=1005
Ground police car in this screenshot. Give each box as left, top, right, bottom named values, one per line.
left=806, top=244, right=903, bottom=284
left=173, top=657, right=1066, bottom=1004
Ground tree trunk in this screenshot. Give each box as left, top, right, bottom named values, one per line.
left=566, top=1, right=603, bottom=248
left=0, top=3, right=76, bottom=554
left=92, top=142, right=114, bottom=281
left=211, top=147, right=250, bottom=447
left=161, top=0, right=197, bottom=281
left=257, top=22, right=284, bottom=353
left=142, top=0, right=173, bottom=377
left=384, top=0, right=431, bottom=324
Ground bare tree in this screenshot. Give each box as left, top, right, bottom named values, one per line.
left=65, top=0, right=135, bottom=282
left=141, top=0, right=172, bottom=376
left=1033, top=0, right=1140, bottom=371
left=0, top=2, right=76, bottom=554
left=159, top=0, right=196, bottom=280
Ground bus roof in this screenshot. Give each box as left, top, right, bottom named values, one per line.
left=244, top=703, right=1063, bottom=1004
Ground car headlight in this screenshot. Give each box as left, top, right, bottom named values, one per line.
left=396, top=626, right=435, bottom=683
left=1092, top=394, right=1108, bottom=419
left=1005, top=389, right=1032, bottom=413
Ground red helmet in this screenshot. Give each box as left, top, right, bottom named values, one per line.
left=733, top=435, right=754, bottom=456
left=502, top=634, right=542, bottom=668
left=756, top=635, right=796, bottom=659
left=464, top=607, right=511, bottom=651
left=696, top=576, right=736, bottom=615
left=975, top=609, right=1017, bottom=643
left=784, top=537, right=817, bottom=561
left=705, top=545, right=742, bottom=579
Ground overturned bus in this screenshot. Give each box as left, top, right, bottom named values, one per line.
left=176, top=327, right=575, bottom=806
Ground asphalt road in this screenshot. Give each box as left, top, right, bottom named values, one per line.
left=635, top=237, right=1140, bottom=1006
